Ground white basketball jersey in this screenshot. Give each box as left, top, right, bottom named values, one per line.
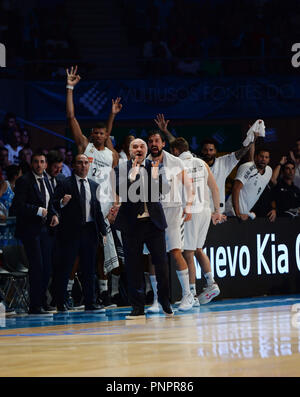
left=84, top=143, right=114, bottom=216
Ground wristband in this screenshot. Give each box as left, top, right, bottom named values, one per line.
left=66, top=85, right=74, bottom=90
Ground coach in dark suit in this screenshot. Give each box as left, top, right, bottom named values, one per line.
left=53, top=154, right=107, bottom=313
left=114, top=138, right=173, bottom=319
left=14, top=151, right=59, bottom=315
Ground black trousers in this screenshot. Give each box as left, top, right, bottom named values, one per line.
left=55, top=222, right=98, bottom=307
left=22, top=226, right=54, bottom=310
left=121, top=218, right=170, bottom=310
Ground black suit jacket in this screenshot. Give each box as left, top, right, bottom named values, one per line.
left=14, top=171, right=57, bottom=239
left=53, top=174, right=107, bottom=241
left=114, top=159, right=170, bottom=233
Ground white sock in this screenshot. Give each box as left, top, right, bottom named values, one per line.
left=204, top=272, right=215, bottom=286
left=176, top=269, right=190, bottom=296
left=189, top=283, right=196, bottom=297
left=149, top=275, right=158, bottom=302
left=144, top=272, right=152, bottom=294
left=67, top=279, right=74, bottom=292
left=99, top=279, right=108, bottom=293
left=111, top=274, right=120, bottom=297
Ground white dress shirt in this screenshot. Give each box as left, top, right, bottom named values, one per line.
left=74, top=174, right=93, bottom=222
left=32, top=172, right=50, bottom=217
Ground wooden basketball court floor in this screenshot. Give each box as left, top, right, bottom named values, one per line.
left=1, top=294, right=300, bottom=377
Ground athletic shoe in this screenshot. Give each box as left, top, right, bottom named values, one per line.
left=56, top=304, right=69, bottom=313
left=84, top=304, right=106, bottom=313
left=178, top=292, right=194, bottom=311
left=161, top=304, right=174, bottom=318
left=146, top=300, right=160, bottom=313
left=125, top=307, right=145, bottom=320
left=197, top=283, right=220, bottom=304
left=174, top=299, right=182, bottom=305
left=98, top=291, right=117, bottom=309
left=193, top=297, right=200, bottom=307
left=43, top=304, right=57, bottom=313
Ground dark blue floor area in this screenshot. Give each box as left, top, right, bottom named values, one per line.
left=1, top=294, right=300, bottom=331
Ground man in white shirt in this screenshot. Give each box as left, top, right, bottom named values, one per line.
left=225, top=149, right=272, bottom=219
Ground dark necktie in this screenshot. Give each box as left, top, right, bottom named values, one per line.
left=50, top=177, right=55, bottom=193
left=38, top=178, right=46, bottom=208
left=137, top=164, right=146, bottom=215
left=80, top=179, right=86, bottom=223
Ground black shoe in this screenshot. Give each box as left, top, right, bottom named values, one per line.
left=56, top=304, right=69, bottom=313
left=28, top=307, right=53, bottom=317
left=43, top=304, right=57, bottom=313
left=98, top=291, right=117, bottom=309
left=125, top=307, right=145, bottom=320
left=161, top=303, right=174, bottom=318
left=85, top=304, right=106, bottom=313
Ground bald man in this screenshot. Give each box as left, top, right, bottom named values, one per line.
left=114, top=139, right=173, bottom=319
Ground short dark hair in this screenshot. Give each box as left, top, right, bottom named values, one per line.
left=46, top=150, right=64, bottom=167
left=283, top=160, right=295, bottom=170
left=200, top=137, right=218, bottom=150
left=254, top=147, right=271, bottom=157
left=6, top=165, right=21, bottom=181
left=169, top=137, right=189, bottom=154
left=147, top=129, right=165, bottom=142
left=92, top=122, right=107, bottom=131
left=31, top=151, right=47, bottom=163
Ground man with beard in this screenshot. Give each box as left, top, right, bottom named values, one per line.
left=114, top=138, right=173, bottom=318
left=146, top=130, right=196, bottom=312
left=225, top=148, right=272, bottom=219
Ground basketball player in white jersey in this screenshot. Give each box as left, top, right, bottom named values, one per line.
left=169, top=138, right=222, bottom=305
left=154, top=114, right=256, bottom=302
left=146, top=130, right=196, bottom=312
left=66, top=66, right=121, bottom=307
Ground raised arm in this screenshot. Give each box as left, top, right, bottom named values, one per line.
left=66, top=66, right=88, bottom=154
left=271, top=156, right=287, bottom=186
left=106, top=97, right=122, bottom=167
left=154, top=114, right=176, bottom=144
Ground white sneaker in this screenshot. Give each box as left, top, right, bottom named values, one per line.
left=197, top=283, right=220, bottom=304
left=174, top=299, right=182, bottom=306
left=193, top=297, right=200, bottom=307
left=146, top=301, right=160, bottom=313
left=178, top=292, right=194, bottom=311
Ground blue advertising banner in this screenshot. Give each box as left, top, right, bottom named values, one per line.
left=26, top=75, right=300, bottom=121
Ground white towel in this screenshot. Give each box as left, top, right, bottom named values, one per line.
left=243, top=119, right=265, bottom=147
left=103, top=219, right=119, bottom=275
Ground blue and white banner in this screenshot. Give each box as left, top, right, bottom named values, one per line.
left=26, top=75, right=300, bottom=121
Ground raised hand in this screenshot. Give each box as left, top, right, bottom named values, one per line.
left=154, top=114, right=170, bottom=132
left=66, top=65, right=81, bottom=87
left=112, top=97, right=123, bottom=114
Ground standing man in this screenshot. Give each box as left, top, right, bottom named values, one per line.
left=53, top=154, right=107, bottom=313
left=14, top=151, right=59, bottom=316
left=114, top=138, right=173, bottom=319
left=225, top=148, right=272, bottom=219
left=65, top=65, right=121, bottom=306
left=169, top=137, right=222, bottom=304
left=146, top=130, right=195, bottom=312
left=45, top=150, right=65, bottom=193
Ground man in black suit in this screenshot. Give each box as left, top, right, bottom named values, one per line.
left=14, top=151, right=59, bottom=316
left=53, top=154, right=107, bottom=313
left=114, top=138, right=173, bottom=319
